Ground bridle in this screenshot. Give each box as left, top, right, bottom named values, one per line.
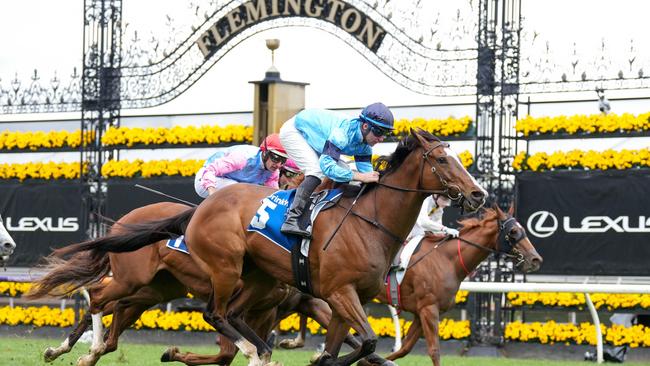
left=407, top=216, right=528, bottom=275
left=376, top=141, right=463, bottom=202
left=329, top=140, right=467, bottom=248
left=455, top=217, right=528, bottom=275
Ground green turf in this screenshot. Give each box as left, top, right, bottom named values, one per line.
left=1, top=337, right=650, bottom=366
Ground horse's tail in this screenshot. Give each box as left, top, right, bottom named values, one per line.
left=53, top=207, right=196, bottom=258
left=26, top=250, right=111, bottom=299
left=26, top=207, right=196, bottom=299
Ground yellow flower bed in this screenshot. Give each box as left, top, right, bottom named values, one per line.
left=516, top=113, right=650, bottom=136
left=0, top=306, right=76, bottom=327
left=393, top=116, right=473, bottom=137
left=505, top=321, right=650, bottom=347
left=0, top=130, right=94, bottom=150
left=101, top=159, right=204, bottom=178
left=507, top=292, right=650, bottom=310
left=0, top=305, right=470, bottom=339
left=512, top=148, right=650, bottom=171
left=0, top=117, right=473, bottom=152
left=0, top=161, right=85, bottom=180
left=101, top=125, right=253, bottom=147
left=0, top=282, right=34, bottom=297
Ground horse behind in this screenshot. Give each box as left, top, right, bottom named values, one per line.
left=368, top=205, right=542, bottom=366
left=0, top=214, right=17, bottom=265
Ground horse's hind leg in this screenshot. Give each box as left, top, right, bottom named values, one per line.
left=161, top=337, right=238, bottom=366
left=76, top=279, right=144, bottom=366
left=225, top=273, right=278, bottom=362
left=44, top=311, right=91, bottom=362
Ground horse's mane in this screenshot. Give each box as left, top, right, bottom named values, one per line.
left=334, top=130, right=441, bottom=198
left=374, top=130, right=440, bottom=177
left=457, top=207, right=499, bottom=234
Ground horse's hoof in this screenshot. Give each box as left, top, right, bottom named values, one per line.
left=278, top=339, right=304, bottom=349
left=160, top=347, right=179, bottom=362
left=315, top=351, right=333, bottom=366
left=76, top=354, right=95, bottom=366
left=264, top=362, right=283, bottom=366
left=43, top=348, right=57, bottom=362
left=381, top=361, right=398, bottom=366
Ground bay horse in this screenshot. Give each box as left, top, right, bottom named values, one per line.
left=365, top=205, right=542, bottom=366
left=0, top=214, right=17, bottom=266
left=33, top=129, right=486, bottom=366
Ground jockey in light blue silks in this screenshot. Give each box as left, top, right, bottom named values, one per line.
left=279, top=102, right=395, bottom=238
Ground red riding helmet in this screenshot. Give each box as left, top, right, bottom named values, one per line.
left=260, top=133, right=289, bottom=159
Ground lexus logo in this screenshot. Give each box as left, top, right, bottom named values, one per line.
left=527, top=211, right=558, bottom=238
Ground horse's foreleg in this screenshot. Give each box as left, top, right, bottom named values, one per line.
left=44, top=312, right=91, bottom=362
left=321, top=287, right=385, bottom=366
left=313, top=312, right=348, bottom=365
left=201, top=274, right=265, bottom=366
left=419, top=304, right=442, bottom=366
left=385, top=316, right=423, bottom=362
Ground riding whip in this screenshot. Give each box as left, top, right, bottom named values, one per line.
left=134, top=184, right=199, bottom=207
left=322, top=183, right=367, bottom=251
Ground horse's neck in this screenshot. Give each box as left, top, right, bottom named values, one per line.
left=369, top=173, right=426, bottom=261
left=447, top=223, right=499, bottom=281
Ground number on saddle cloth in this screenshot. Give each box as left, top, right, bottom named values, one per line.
left=247, top=189, right=343, bottom=253
left=166, top=235, right=189, bottom=254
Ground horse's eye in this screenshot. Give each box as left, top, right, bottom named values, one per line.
left=437, top=157, right=447, bottom=164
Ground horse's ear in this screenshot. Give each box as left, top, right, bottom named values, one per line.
left=410, top=128, right=429, bottom=147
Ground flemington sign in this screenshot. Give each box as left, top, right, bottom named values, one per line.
left=196, top=0, right=387, bottom=58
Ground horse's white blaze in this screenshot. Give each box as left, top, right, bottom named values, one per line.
left=0, top=215, right=16, bottom=256
left=445, top=147, right=487, bottom=196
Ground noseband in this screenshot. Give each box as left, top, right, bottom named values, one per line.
left=451, top=217, right=528, bottom=275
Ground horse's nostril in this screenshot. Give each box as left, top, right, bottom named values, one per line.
left=2, top=242, right=14, bottom=250
left=471, top=190, right=485, bottom=200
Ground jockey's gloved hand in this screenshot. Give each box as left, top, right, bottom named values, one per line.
left=444, top=228, right=460, bottom=238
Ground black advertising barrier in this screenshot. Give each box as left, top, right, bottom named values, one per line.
left=515, top=169, right=650, bottom=276
left=106, top=177, right=199, bottom=221
left=0, top=180, right=85, bottom=266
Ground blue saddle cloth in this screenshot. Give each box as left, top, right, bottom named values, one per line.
left=247, top=189, right=342, bottom=252
left=166, top=235, right=189, bottom=254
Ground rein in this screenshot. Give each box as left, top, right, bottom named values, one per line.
left=323, top=140, right=460, bottom=250
left=406, top=217, right=527, bottom=274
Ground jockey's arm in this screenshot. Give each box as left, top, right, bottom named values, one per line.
left=201, top=153, right=248, bottom=192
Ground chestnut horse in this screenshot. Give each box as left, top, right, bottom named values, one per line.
left=33, top=130, right=486, bottom=366
left=366, top=206, right=542, bottom=365
left=0, top=214, right=17, bottom=265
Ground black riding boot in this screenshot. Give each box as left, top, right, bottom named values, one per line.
left=281, top=175, right=322, bottom=238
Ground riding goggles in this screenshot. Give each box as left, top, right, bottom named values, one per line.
left=280, top=168, right=300, bottom=179
left=369, top=124, right=393, bottom=138
left=268, top=152, right=287, bottom=164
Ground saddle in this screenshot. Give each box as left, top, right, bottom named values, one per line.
left=247, top=188, right=343, bottom=295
